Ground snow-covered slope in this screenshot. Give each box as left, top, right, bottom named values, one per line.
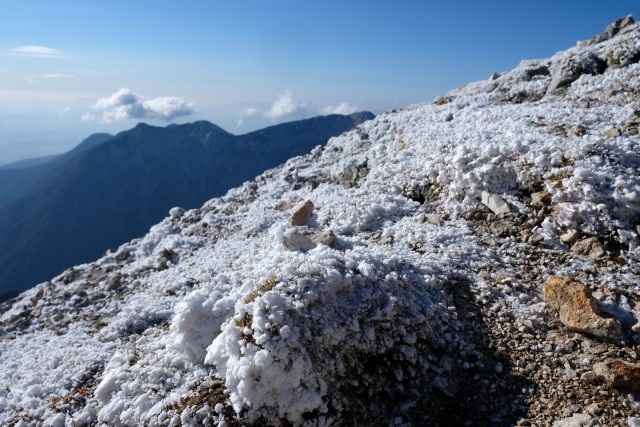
left=2, top=17, right=640, bottom=426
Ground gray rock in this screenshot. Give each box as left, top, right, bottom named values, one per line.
left=289, top=200, right=314, bottom=226
left=571, top=237, right=605, bottom=260
left=481, top=191, right=510, bottom=215
left=314, top=229, right=336, bottom=247
left=546, top=52, right=607, bottom=94
left=282, top=232, right=317, bottom=252
left=588, top=15, right=635, bottom=45
left=489, top=219, right=520, bottom=237
left=551, top=413, right=599, bottom=427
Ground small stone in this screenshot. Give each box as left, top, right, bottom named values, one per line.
left=551, top=413, right=597, bottom=427
left=489, top=219, right=520, bottom=237
left=572, top=237, right=605, bottom=260
left=289, top=200, right=314, bottom=226
left=528, top=234, right=544, bottom=245
left=531, top=191, right=551, bottom=208
left=585, top=402, right=603, bottom=415
left=560, top=229, right=580, bottom=245
left=315, top=229, right=336, bottom=247
left=580, top=370, right=598, bottom=383
left=571, top=124, right=588, bottom=136
left=481, top=191, right=511, bottom=215
left=593, top=360, right=640, bottom=392
left=444, top=113, right=454, bottom=122
left=425, top=214, right=444, bottom=225
left=628, top=417, right=640, bottom=427
left=544, top=276, right=623, bottom=341
left=282, top=232, right=317, bottom=252
left=604, top=128, right=622, bottom=138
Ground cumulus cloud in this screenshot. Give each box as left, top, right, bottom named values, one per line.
left=320, top=102, right=358, bottom=115
left=8, top=45, right=67, bottom=58
left=265, top=90, right=309, bottom=121
left=90, top=88, right=195, bottom=123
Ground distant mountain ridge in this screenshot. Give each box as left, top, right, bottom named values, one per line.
left=0, top=133, right=113, bottom=209
left=0, top=112, right=374, bottom=299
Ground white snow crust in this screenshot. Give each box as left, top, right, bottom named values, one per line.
left=2, top=20, right=640, bottom=426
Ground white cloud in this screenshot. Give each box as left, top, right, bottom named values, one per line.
left=321, top=102, right=358, bottom=115
left=43, top=73, right=76, bottom=79
left=8, top=45, right=67, bottom=58
left=241, top=107, right=259, bottom=117
left=0, top=66, right=8, bottom=74
left=90, top=88, right=195, bottom=123
left=236, top=107, right=261, bottom=128
left=81, top=113, right=95, bottom=122
left=265, top=90, right=309, bottom=121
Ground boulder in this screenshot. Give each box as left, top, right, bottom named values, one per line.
left=544, top=276, right=623, bottom=341
left=289, top=200, right=314, bottom=226
left=546, top=52, right=607, bottom=94
left=593, top=360, right=640, bottom=392
left=481, top=191, right=510, bottom=215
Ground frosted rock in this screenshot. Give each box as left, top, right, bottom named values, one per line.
left=546, top=51, right=606, bottom=94
left=282, top=232, right=317, bottom=252
left=544, top=276, right=623, bottom=341
left=481, top=191, right=510, bottom=215
left=551, top=413, right=598, bottom=427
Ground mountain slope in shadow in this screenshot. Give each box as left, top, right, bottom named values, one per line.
left=0, top=133, right=113, bottom=209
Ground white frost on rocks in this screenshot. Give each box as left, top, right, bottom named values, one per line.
left=1, top=18, right=640, bottom=426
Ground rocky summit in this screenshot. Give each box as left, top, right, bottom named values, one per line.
left=2, top=16, right=640, bottom=427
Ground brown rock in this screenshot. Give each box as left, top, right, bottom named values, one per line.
left=604, top=128, right=622, bottom=138
left=530, top=191, right=551, bottom=208
left=560, top=229, right=580, bottom=245
left=571, top=124, right=588, bottom=136
left=593, top=360, right=640, bottom=392
left=544, top=276, right=623, bottom=341
left=289, top=200, right=314, bottom=226
left=571, top=237, right=605, bottom=260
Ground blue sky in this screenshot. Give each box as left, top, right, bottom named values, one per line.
left=0, top=0, right=638, bottom=164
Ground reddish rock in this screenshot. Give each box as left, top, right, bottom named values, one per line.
left=593, top=360, right=640, bottom=392
left=544, top=276, right=623, bottom=341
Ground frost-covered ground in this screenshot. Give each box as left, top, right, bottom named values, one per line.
left=2, top=17, right=640, bottom=426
